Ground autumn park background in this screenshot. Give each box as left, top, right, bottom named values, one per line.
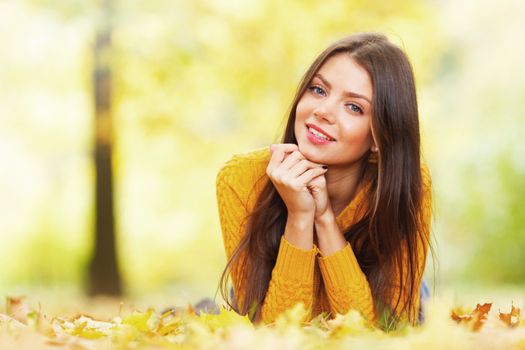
left=1, top=0, right=524, bottom=326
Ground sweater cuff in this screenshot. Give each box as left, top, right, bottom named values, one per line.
left=318, top=243, right=364, bottom=287
left=272, top=236, right=317, bottom=282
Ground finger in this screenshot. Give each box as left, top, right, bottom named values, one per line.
left=296, top=166, right=327, bottom=185
left=267, top=144, right=298, bottom=173
left=269, top=143, right=298, bottom=155
left=288, top=159, right=324, bottom=178
left=281, top=150, right=311, bottom=171
left=306, top=174, right=327, bottom=194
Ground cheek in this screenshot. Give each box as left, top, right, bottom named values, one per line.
left=339, top=120, right=373, bottom=150
left=294, top=97, right=310, bottom=134
left=295, top=97, right=310, bottom=120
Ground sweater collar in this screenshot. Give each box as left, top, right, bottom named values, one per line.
left=335, top=180, right=371, bottom=232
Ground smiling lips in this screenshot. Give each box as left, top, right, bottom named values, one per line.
left=305, top=123, right=336, bottom=145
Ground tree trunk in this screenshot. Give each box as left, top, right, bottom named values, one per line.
left=88, top=0, right=122, bottom=296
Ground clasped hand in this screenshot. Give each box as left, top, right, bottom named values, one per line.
left=266, top=143, right=332, bottom=220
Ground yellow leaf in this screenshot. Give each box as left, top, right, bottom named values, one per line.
left=198, top=306, right=252, bottom=332
left=122, top=308, right=155, bottom=333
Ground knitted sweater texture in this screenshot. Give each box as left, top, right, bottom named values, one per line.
left=216, top=147, right=432, bottom=325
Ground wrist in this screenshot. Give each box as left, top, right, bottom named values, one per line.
left=288, top=211, right=315, bottom=227
left=314, top=209, right=336, bottom=229
left=315, top=211, right=347, bottom=256
left=285, top=212, right=314, bottom=250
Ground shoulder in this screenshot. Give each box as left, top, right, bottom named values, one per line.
left=216, top=147, right=271, bottom=202
left=216, top=147, right=271, bottom=183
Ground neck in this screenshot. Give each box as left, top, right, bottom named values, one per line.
left=325, top=161, right=365, bottom=216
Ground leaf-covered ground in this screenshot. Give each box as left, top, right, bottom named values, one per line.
left=1, top=296, right=524, bottom=350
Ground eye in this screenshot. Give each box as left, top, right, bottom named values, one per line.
left=307, top=85, right=326, bottom=96
left=347, top=103, right=363, bottom=114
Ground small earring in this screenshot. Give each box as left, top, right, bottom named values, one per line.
left=371, top=145, right=378, bottom=152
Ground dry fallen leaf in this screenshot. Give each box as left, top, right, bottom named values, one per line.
left=6, top=296, right=31, bottom=324
left=471, top=303, right=492, bottom=331
left=451, top=303, right=492, bottom=331
left=499, top=303, right=521, bottom=328
left=451, top=308, right=472, bottom=323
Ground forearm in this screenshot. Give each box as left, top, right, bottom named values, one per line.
left=315, top=211, right=347, bottom=256
left=259, top=213, right=316, bottom=323
left=284, top=212, right=315, bottom=250
left=315, top=211, right=376, bottom=324
left=260, top=236, right=316, bottom=323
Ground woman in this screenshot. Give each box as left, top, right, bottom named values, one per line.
left=216, top=32, right=434, bottom=329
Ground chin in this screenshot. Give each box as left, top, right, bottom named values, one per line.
left=297, top=142, right=327, bottom=164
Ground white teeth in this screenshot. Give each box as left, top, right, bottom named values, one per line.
left=308, top=127, right=333, bottom=141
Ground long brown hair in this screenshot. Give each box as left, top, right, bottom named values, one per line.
left=219, top=33, right=434, bottom=328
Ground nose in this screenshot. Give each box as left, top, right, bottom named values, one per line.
left=313, top=100, right=336, bottom=124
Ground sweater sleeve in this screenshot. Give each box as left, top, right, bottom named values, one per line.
left=317, top=243, right=376, bottom=324
left=260, top=236, right=316, bottom=323
left=216, top=160, right=248, bottom=305
left=216, top=157, right=316, bottom=324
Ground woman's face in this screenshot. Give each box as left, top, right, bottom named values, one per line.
left=294, top=53, right=374, bottom=167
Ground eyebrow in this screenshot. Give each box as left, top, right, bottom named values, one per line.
left=313, top=73, right=372, bottom=105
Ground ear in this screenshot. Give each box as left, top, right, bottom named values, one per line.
left=369, top=135, right=378, bottom=152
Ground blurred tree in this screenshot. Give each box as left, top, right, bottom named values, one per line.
left=88, top=0, right=122, bottom=296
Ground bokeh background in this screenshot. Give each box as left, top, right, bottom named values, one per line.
left=1, top=0, right=524, bottom=310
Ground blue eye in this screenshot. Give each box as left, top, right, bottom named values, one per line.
left=347, top=103, right=363, bottom=114
left=308, top=85, right=326, bottom=96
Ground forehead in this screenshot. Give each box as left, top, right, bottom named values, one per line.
left=315, top=53, right=373, bottom=100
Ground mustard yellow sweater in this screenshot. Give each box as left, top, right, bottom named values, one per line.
left=216, top=147, right=432, bottom=325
